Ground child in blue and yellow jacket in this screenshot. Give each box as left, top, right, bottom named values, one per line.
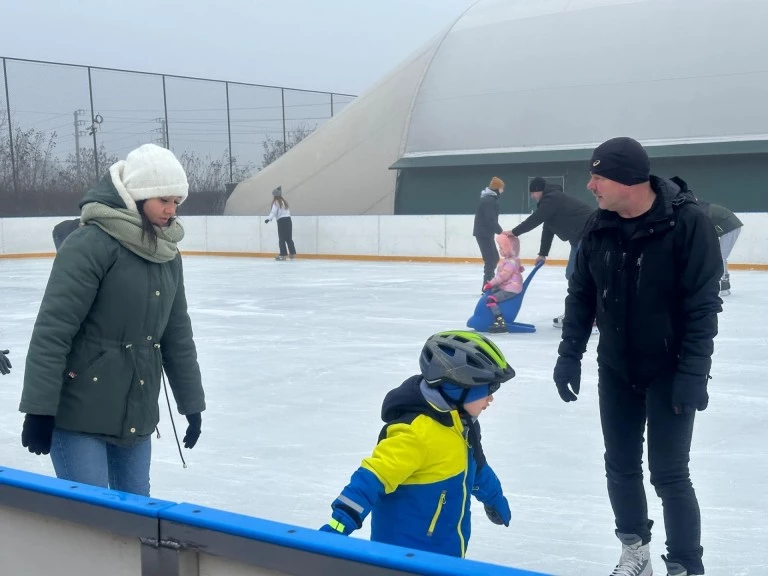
left=320, top=330, right=515, bottom=558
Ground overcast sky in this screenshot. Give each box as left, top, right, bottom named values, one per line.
left=0, top=0, right=477, bottom=95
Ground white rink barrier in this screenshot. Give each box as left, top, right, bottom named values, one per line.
left=0, top=466, right=548, bottom=576
left=2, top=214, right=766, bottom=267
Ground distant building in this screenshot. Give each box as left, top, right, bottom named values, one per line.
left=226, top=0, right=768, bottom=217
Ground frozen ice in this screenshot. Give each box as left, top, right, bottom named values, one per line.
left=0, top=256, right=765, bottom=576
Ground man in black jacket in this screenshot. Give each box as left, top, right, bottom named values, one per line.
left=553, top=138, right=722, bottom=576
left=508, top=178, right=595, bottom=326
left=473, top=176, right=505, bottom=290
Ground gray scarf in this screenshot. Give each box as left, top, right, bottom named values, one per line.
left=80, top=202, right=184, bottom=263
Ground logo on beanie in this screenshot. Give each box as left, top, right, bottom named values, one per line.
left=592, top=159, right=601, bottom=167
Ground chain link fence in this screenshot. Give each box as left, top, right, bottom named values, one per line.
left=0, top=57, right=355, bottom=216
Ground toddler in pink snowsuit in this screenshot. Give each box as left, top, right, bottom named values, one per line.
left=483, top=234, right=524, bottom=333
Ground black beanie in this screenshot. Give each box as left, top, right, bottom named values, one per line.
left=529, top=177, right=546, bottom=193
left=589, top=137, right=650, bottom=186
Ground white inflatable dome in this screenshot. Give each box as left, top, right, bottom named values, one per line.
left=226, top=0, right=768, bottom=215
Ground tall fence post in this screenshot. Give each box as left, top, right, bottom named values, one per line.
left=87, top=67, right=99, bottom=180
left=3, top=58, right=18, bottom=198
left=162, top=75, right=170, bottom=150
left=281, top=88, right=287, bottom=154
left=330, top=93, right=334, bottom=117
left=226, top=82, right=233, bottom=183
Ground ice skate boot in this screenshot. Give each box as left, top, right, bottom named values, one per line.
left=488, top=316, right=508, bottom=334
left=661, top=555, right=703, bottom=576
left=718, top=274, right=730, bottom=297
left=275, top=255, right=286, bottom=261
left=553, top=313, right=565, bottom=328
left=610, top=532, right=652, bottom=576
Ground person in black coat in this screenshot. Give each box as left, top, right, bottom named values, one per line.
left=553, top=137, right=722, bottom=576
left=473, top=176, right=505, bottom=290
left=52, top=218, right=81, bottom=251
left=507, top=178, right=595, bottom=326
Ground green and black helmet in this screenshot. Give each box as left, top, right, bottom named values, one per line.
left=419, top=330, right=515, bottom=391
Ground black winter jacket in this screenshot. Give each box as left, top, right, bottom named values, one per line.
left=511, top=185, right=595, bottom=256
left=473, top=190, right=503, bottom=237
left=559, top=176, right=723, bottom=385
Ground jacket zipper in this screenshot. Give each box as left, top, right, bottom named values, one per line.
left=635, top=253, right=644, bottom=295
left=427, top=490, right=447, bottom=536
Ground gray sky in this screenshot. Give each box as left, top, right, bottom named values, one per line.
left=0, top=0, right=477, bottom=95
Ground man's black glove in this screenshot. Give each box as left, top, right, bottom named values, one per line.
left=672, top=372, right=709, bottom=415
left=183, top=413, right=202, bottom=448
left=553, top=356, right=581, bottom=402
left=21, top=414, right=55, bottom=455
left=264, top=219, right=270, bottom=224
left=0, top=349, right=11, bottom=375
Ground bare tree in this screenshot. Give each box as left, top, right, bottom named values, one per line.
left=261, top=122, right=316, bottom=168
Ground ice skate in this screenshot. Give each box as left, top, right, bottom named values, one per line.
left=609, top=532, right=652, bottom=576
left=552, top=313, right=565, bottom=328
left=718, top=274, right=730, bottom=297
left=488, top=316, right=508, bottom=334
left=275, top=255, right=286, bottom=261
left=661, top=555, right=702, bottom=576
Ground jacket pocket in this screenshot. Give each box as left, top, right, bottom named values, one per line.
left=427, top=490, right=447, bottom=537
left=58, top=349, right=134, bottom=437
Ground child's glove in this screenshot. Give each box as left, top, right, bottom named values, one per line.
left=483, top=493, right=511, bottom=527
left=319, top=507, right=358, bottom=535
left=483, top=282, right=493, bottom=292
left=264, top=219, right=270, bottom=224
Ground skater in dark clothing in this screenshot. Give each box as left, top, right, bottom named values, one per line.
left=694, top=198, right=743, bottom=296
left=52, top=218, right=81, bottom=251
left=553, top=137, right=722, bottom=576
left=506, top=177, right=595, bottom=327
left=265, top=186, right=296, bottom=260
left=473, top=176, right=505, bottom=290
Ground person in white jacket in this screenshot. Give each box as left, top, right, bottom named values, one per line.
left=264, top=186, right=296, bottom=260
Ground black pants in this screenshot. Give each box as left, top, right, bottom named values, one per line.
left=598, top=364, right=703, bottom=574
left=475, top=235, right=498, bottom=286
left=277, top=217, right=296, bottom=256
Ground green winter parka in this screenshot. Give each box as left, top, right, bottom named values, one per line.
left=19, top=176, right=205, bottom=443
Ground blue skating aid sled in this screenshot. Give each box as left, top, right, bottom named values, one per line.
left=466, top=261, right=544, bottom=334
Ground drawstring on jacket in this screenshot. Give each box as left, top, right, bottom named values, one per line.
left=126, top=342, right=187, bottom=468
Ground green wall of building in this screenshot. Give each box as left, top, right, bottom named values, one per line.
left=394, top=153, right=768, bottom=215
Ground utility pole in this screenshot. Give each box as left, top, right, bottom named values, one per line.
left=73, top=109, right=88, bottom=184
left=154, top=117, right=168, bottom=148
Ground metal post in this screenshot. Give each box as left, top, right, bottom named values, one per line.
left=74, top=109, right=83, bottom=184
left=87, top=67, right=99, bottom=179
left=3, top=58, right=18, bottom=197
left=162, top=75, right=170, bottom=149
left=330, top=93, right=334, bottom=117
left=225, top=82, right=233, bottom=183
left=281, top=88, right=287, bottom=154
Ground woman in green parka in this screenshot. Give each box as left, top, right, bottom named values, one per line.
left=19, top=143, right=206, bottom=496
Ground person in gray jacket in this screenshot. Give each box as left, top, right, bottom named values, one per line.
left=506, top=177, right=595, bottom=327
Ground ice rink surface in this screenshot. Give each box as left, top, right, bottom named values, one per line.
left=0, top=256, right=765, bottom=576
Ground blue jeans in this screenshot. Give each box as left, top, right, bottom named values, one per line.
left=50, top=429, right=152, bottom=496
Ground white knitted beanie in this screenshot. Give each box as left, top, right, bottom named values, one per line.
left=109, top=143, right=189, bottom=212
